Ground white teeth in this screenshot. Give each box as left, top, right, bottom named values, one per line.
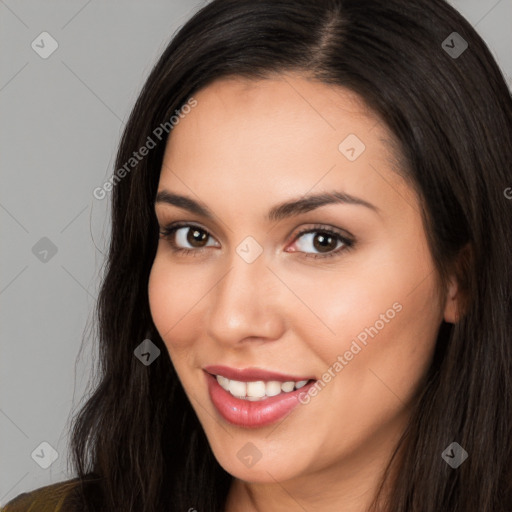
left=215, top=375, right=310, bottom=400
left=281, top=381, right=295, bottom=392
left=295, top=380, right=308, bottom=389
left=246, top=381, right=266, bottom=398
left=266, top=381, right=282, bottom=397
left=228, top=380, right=246, bottom=397
left=217, top=375, right=230, bottom=391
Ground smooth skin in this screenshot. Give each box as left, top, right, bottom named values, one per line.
left=148, top=74, right=461, bottom=512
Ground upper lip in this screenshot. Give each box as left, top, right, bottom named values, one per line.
left=204, top=365, right=315, bottom=382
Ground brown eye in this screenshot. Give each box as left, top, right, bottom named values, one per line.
left=293, top=229, right=346, bottom=255
left=159, top=223, right=219, bottom=253
left=186, top=227, right=209, bottom=247
left=311, top=232, right=338, bottom=253
left=289, top=225, right=355, bottom=260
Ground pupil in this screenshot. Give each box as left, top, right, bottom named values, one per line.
left=313, top=233, right=335, bottom=252
left=187, top=228, right=207, bottom=247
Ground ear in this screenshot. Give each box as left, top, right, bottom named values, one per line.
left=442, top=275, right=461, bottom=324
left=442, top=244, right=471, bottom=324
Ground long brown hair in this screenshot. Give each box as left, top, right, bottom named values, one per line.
left=69, top=0, right=512, bottom=510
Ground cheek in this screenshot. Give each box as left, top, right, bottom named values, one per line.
left=282, top=254, right=439, bottom=361
left=147, top=254, right=205, bottom=355
left=323, top=260, right=442, bottom=419
left=148, top=258, right=172, bottom=337
left=285, top=231, right=443, bottom=397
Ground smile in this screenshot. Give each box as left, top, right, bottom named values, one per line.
left=204, top=365, right=317, bottom=428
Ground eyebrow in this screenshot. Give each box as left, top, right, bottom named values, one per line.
left=155, top=189, right=379, bottom=223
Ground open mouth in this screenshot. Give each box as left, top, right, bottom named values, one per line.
left=204, top=369, right=318, bottom=428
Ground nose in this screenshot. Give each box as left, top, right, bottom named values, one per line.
left=205, top=248, right=286, bottom=348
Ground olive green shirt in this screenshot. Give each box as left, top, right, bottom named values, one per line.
left=1, top=478, right=90, bottom=512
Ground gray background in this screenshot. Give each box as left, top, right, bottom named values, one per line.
left=1, top=0, right=511, bottom=505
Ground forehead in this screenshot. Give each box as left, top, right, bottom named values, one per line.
left=167, top=73, right=384, bottom=152
left=158, top=74, right=413, bottom=218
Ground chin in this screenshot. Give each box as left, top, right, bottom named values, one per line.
left=207, top=434, right=312, bottom=483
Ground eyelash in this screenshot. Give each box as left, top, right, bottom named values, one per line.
left=158, top=222, right=355, bottom=260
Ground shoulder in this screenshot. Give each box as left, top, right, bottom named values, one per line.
left=1, top=477, right=101, bottom=512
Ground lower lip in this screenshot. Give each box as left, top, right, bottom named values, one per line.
left=205, top=372, right=316, bottom=428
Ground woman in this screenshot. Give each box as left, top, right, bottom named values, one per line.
left=3, top=0, right=511, bottom=510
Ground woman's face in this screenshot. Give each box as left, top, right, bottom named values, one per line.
left=148, top=74, right=458, bottom=490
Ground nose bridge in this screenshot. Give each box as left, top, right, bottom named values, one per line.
left=206, top=244, right=284, bottom=344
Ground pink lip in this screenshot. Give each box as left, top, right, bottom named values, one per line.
left=203, top=365, right=315, bottom=382
left=204, top=370, right=317, bottom=428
